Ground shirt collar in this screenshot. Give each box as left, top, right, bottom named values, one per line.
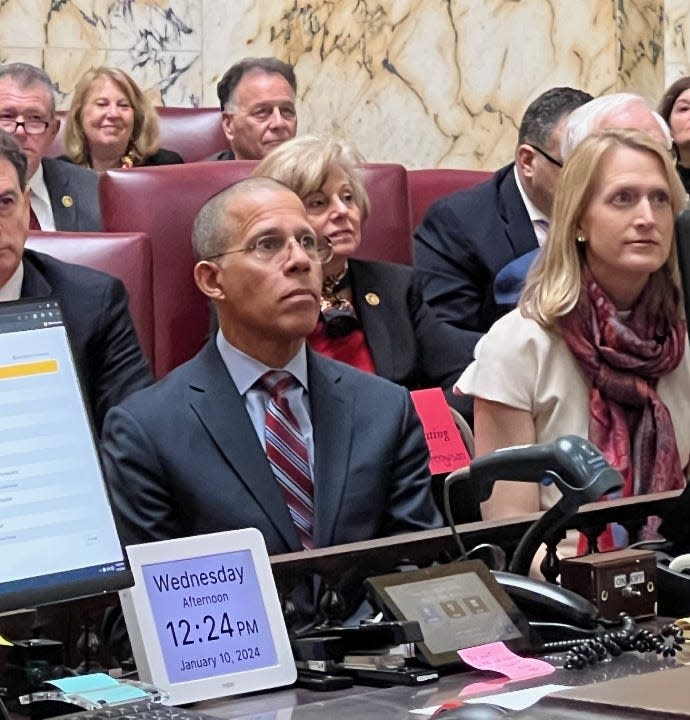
left=215, top=331, right=309, bottom=395
left=513, top=165, right=549, bottom=224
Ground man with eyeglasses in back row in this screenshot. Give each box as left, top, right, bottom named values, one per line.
left=0, top=63, right=101, bottom=231
left=414, top=87, right=592, bottom=342
left=101, top=178, right=441, bottom=611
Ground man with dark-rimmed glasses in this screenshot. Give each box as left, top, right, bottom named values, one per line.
left=102, top=178, right=441, bottom=620
left=414, top=86, right=592, bottom=339
left=0, top=63, right=101, bottom=231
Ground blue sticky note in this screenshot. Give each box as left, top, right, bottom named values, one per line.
left=47, top=674, right=120, bottom=693
left=46, top=674, right=148, bottom=704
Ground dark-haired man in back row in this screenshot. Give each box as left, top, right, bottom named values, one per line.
left=414, top=86, right=593, bottom=336
left=213, top=57, right=298, bottom=161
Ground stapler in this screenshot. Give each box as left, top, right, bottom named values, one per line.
left=292, top=620, right=438, bottom=686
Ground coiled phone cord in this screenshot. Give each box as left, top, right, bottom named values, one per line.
left=540, top=613, right=685, bottom=669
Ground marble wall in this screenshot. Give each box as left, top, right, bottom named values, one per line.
left=0, top=0, right=685, bottom=168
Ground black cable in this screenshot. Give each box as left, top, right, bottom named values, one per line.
left=443, top=466, right=470, bottom=560
left=0, top=697, right=10, bottom=720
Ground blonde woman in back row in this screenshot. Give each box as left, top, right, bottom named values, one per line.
left=456, top=128, right=690, bottom=555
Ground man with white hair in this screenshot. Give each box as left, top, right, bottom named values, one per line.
left=560, top=92, right=672, bottom=160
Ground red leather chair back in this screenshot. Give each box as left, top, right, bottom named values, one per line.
left=25, top=231, right=154, bottom=366
left=156, top=107, right=227, bottom=162
left=100, top=161, right=258, bottom=377
left=358, top=164, right=412, bottom=266
left=408, top=168, right=493, bottom=229
left=100, top=161, right=413, bottom=376
left=48, top=107, right=227, bottom=163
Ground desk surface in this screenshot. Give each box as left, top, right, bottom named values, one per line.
left=197, top=654, right=682, bottom=719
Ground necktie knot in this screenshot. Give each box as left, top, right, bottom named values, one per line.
left=259, top=370, right=296, bottom=399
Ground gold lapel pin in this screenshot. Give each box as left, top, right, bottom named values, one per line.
left=62, top=195, right=73, bottom=208
left=365, top=292, right=380, bottom=306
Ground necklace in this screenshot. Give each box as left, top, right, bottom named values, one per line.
left=321, top=260, right=347, bottom=310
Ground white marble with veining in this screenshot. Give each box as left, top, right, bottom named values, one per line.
left=0, top=0, right=681, bottom=168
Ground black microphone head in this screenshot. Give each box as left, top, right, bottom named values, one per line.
left=549, top=436, right=623, bottom=502
left=463, top=435, right=622, bottom=507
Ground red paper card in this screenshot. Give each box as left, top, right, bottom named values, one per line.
left=410, top=388, right=471, bottom=475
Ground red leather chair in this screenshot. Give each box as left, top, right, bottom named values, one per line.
left=100, top=161, right=257, bottom=377
left=25, top=231, right=154, bottom=367
left=48, top=107, right=227, bottom=163
left=359, top=164, right=412, bottom=266
left=408, top=168, right=493, bottom=229
left=156, top=107, right=227, bottom=162
left=100, top=161, right=413, bottom=377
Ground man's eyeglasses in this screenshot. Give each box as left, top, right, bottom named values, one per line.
left=0, top=118, right=51, bottom=135
left=205, top=234, right=334, bottom=265
left=530, top=144, right=563, bottom=168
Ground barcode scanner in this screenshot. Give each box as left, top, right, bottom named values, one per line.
left=444, top=436, right=623, bottom=575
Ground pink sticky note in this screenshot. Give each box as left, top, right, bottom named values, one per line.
left=410, top=388, right=471, bottom=475
left=458, top=642, right=555, bottom=681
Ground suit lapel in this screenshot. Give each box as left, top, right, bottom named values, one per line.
left=188, top=343, right=302, bottom=551
left=21, top=251, right=52, bottom=298
left=497, top=165, right=539, bottom=258
left=349, top=259, right=393, bottom=377
left=42, top=159, right=78, bottom=231
left=308, top=350, right=353, bottom=547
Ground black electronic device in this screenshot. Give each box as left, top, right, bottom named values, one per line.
left=444, top=436, right=623, bottom=577
left=365, top=561, right=534, bottom=667
left=447, top=435, right=622, bottom=510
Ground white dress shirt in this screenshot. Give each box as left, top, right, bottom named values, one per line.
left=28, top=162, right=56, bottom=231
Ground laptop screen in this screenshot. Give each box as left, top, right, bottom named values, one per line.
left=0, top=298, right=132, bottom=612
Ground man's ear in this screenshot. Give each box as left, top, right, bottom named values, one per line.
left=516, top=144, right=537, bottom=180
left=194, top=261, right=226, bottom=301
left=46, top=115, right=60, bottom=143
left=221, top=112, right=235, bottom=145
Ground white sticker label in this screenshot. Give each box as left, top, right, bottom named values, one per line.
left=613, top=574, right=627, bottom=588
left=630, top=571, right=645, bottom=584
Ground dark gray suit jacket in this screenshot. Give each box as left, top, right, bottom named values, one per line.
left=22, top=249, right=153, bottom=432
left=42, top=157, right=102, bottom=232
left=102, top=342, right=441, bottom=554
left=414, top=163, right=538, bottom=333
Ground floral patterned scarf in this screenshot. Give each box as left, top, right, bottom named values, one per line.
left=559, top=266, right=685, bottom=546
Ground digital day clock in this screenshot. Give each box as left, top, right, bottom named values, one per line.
left=120, top=529, right=296, bottom=705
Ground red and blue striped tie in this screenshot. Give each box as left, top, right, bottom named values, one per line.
left=259, top=371, right=313, bottom=549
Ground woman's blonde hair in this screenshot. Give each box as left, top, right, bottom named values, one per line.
left=64, top=67, right=160, bottom=166
left=520, top=128, right=687, bottom=327
left=253, top=135, right=371, bottom=220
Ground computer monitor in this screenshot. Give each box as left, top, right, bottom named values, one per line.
left=0, top=298, right=132, bottom=613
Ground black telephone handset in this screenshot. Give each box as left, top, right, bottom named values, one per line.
left=492, top=570, right=601, bottom=638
